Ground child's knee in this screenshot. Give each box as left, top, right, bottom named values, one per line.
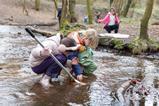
left=71, top=57, right=78, bottom=65
left=72, top=64, right=82, bottom=76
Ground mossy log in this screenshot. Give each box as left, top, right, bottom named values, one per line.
left=98, top=33, right=159, bottom=54
left=29, top=27, right=56, bottom=37
left=28, top=24, right=87, bottom=37
left=98, top=33, right=130, bottom=50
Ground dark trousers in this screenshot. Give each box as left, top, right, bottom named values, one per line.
left=104, top=24, right=119, bottom=33
left=32, top=54, right=67, bottom=78
left=67, top=51, right=83, bottom=76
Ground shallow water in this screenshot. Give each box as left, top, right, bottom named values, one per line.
left=0, top=25, right=159, bottom=106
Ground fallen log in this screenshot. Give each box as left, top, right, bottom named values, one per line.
left=143, top=64, right=156, bottom=106
left=117, top=80, right=131, bottom=104
left=99, top=33, right=130, bottom=39
left=26, top=28, right=130, bottom=46
left=26, top=22, right=57, bottom=26
left=29, top=27, right=56, bottom=37
left=116, top=79, right=140, bottom=105
left=6, top=21, right=57, bottom=27
left=125, top=62, right=159, bottom=106
left=98, top=33, right=130, bottom=47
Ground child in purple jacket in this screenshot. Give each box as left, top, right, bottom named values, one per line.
left=29, top=33, right=78, bottom=88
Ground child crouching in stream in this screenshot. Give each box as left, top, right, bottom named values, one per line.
left=29, top=33, right=80, bottom=88
left=66, top=28, right=98, bottom=81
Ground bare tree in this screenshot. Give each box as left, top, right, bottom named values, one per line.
left=86, top=0, right=93, bottom=24
left=69, top=0, right=77, bottom=23
left=60, top=0, right=70, bottom=29
left=112, top=0, right=127, bottom=15
left=110, top=0, right=114, bottom=7
left=22, top=0, right=29, bottom=15
left=131, top=0, right=138, bottom=8
left=53, top=0, right=58, bottom=10
left=112, top=0, right=122, bottom=14
left=121, top=0, right=132, bottom=17
left=139, top=0, right=154, bottom=40
left=53, top=0, right=58, bottom=19
left=35, top=0, right=40, bottom=11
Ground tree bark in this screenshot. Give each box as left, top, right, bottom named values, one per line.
left=53, top=0, right=58, bottom=19
left=86, top=0, right=93, bottom=24
left=69, top=0, right=77, bottom=23
left=35, top=0, right=40, bottom=11
left=131, top=0, right=137, bottom=8
left=112, top=0, right=125, bottom=15
left=139, top=0, right=154, bottom=40
left=22, top=0, right=29, bottom=15
left=110, top=0, right=114, bottom=7
left=121, top=0, right=132, bottom=17
left=53, top=0, right=58, bottom=10
left=60, top=0, right=70, bottom=29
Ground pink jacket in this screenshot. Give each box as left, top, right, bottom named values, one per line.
left=98, top=12, right=120, bottom=26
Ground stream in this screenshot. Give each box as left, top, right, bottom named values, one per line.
left=0, top=25, right=159, bottom=106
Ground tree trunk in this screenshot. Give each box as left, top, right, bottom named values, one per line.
left=112, top=0, right=125, bottom=15
left=131, top=0, right=137, bottom=8
left=53, top=0, right=58, bottom=10
left=35, top=0, right=40, bottom=11
left=121, top=0, right=132, bottom=17
left=86, top=0, right=93, bottom=24
left=110, top=0, right=114, bottom=8
left=53, top=0, right=58, bottom=19
left=60, top=0, right=70, bottom=29
left=139, top=0, right=154, bottom=40
left=69, top=0, right=77, bottom=23
left=22, top=0, right=29, bottom=15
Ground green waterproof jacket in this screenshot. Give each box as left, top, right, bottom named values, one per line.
left=78, top=47, right=97, bottom=75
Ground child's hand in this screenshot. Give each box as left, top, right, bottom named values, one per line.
left=77, top=74, right=83, bottom=81
left=71, top=57, right=78, bottom=65
left=97, top=19, right=101, bottom=23
left=58, top=44, right=67, bottom=52
left=40, top=48, right=52, bottom=56
left=69, top=45, right=80, bottom=51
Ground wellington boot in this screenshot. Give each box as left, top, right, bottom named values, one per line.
left=40, top=75, right=52, bottom=89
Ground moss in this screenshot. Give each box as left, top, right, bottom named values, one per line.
left=60, top=23, right=87, bottom=36
left=128, top=37, right=159, bottom=54
left=147, top=38, right=159, bottom=52
left=99, top=35, right=159, bottom=55
left=111, top=39, right=125, bottom=50
left=128, top=37, right=147, bottom=54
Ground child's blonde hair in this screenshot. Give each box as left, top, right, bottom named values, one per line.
left=78, top=28, right=99, bottom=49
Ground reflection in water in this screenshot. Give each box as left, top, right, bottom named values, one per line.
left=31, top=74, right=96, bottom=106
left=0, top=26, right=159, bottom=106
